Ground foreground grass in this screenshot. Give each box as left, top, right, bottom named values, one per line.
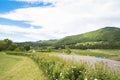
left=0, top=52, right=48, bottom=80
left=7, top=52, right=120, bottom=80
left=0, top=52, right=21, bottom=75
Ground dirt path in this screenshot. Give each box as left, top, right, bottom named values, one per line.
left=52, top=54, right=120, bottom=68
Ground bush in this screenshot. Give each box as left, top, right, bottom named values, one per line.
left=65, top=46, right=71, bottom=54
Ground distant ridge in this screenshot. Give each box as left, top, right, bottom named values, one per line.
left=56, top=27, right=120, bottom=45
left=16, top=26, right=120, bottom=49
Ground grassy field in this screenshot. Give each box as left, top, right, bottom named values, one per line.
left=1, top=50, right=120, bottom=80
left=72, top=49, right=120, bottom=58
left=4, top=51, right=120, bottom=80
left=0, top=52, right=48, bottom=80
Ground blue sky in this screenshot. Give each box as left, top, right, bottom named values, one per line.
left=0, top=0, right=120, bottom=42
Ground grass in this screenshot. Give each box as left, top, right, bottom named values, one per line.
left=31, top=53, right=120, bottom=80
left=72, top=49, right=120, bottom=58
left=0, top=52, right=48, bottom=80
left=5, top=52, right=120, bottom=80
left=0, top=52, right=21, bottom=75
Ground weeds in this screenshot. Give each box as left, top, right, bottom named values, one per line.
left=6, top=52, right=120, bottom=80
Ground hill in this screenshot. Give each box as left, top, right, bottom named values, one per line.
left=56, top=27, right=120, bottom=45
left=16, top=27, right=120, bottom=49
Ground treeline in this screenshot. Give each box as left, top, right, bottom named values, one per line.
left=55, top=41, right=120, bottom=49
left=17, top=40, right=120, bottom=51
left=0, top=39, right=30, bottom=51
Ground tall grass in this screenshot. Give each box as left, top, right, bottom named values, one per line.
left=72, top=49, right=120, bottom=58
left=6, top=52, right=120, bottom=80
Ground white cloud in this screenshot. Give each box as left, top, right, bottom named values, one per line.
left=15, top=0, right=41, bottom=3
left=0, top=0, right=120, bottom=41
left=0, top=24, right=68, bottom=42
left=15, top=0, right=57, bottom=4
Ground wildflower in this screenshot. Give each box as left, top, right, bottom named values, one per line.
left=60, top=72, right=62, bottom=76
left=72, top=66, right=76, bottom=68
left=84, top=78, right=87, bottom=80
left=79, top=71, right=82, bottom=72
left=94, top=78, right=97, bottom=80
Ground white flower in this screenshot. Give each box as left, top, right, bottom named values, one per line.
left=84, top=78, right=87, bottom=80
left=94, top=78, right=97, bottom=80
left=60, top=72, right=62, bottom=76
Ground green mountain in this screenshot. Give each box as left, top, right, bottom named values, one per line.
left=17, top=27, right=120, bottom=49
left=56, top=27, right=120, bottom=45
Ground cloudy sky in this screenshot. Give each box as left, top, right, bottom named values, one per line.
left=0, top=0, right=120, bottom=42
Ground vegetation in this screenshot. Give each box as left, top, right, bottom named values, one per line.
left=0, top=39, right=30, bottom=51
left=72, top=49, right=120, bottom=58
left=17, top=27, right=120, bottom=50
left=65, top=46, right=71, bottom=54
left=0, top=53, right=21, bottom=75
left=56, top=27, right=120, bottom=45
left=0, top=52, right=48, bottom=80
left=55, top=27, right=120, bottom=49
left=1, top=27, right=120, bottom=80
left=6, top=52, right=120, bottom=80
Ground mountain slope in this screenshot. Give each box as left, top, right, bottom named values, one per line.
left=56, top=27, right=120, bottom=45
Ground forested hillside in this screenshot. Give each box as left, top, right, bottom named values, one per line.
left=6, top=27, right=120, bottom=50
left=54, top=27, right=120, bottom=49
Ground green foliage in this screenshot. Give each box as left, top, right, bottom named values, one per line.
left=30, top=54, right=88, bottom=80
left=57, top=27, right=120, bottom=45
left=14, top=27, right=120, bottom=50
left=85, top=61, right=119, bottom=80
left=23, top=44, right=30, bottom=51
left=47, top=47, right=52, bottom=52
left=55, top=27, right=120, bottom=49
left=7, top=52, right=120, bottom=80
left=0, top=39, right=17, bottom=51
left=0, top=40, right=6, bottom=51
left=8, top=44, right=17, bottom=51
left=15, top=46, right=25, bottom=51
left=65, top=46, right=71, bottom=54
left=0, top=39, right=31, bottom=51
left=72, top=49, right=120, bottom=58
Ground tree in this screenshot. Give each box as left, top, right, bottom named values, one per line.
left=15, top=46, right=25, bottom=51
left=24, top=44, right=30, bottom=51
left=4, top=39, right=12, bottom=50
left=0, top=40, right=6, bottom=51
left=8, top=43, right=17, bottom=51
left=65, top=46, right=71, bottom=54
left=47, top=47, right=52, bottom=52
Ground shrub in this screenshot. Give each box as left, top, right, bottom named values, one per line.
left=65, top=46, right=71, bottom=54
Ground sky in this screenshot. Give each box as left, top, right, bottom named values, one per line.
left=0, top=0, right=120, bottom=42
